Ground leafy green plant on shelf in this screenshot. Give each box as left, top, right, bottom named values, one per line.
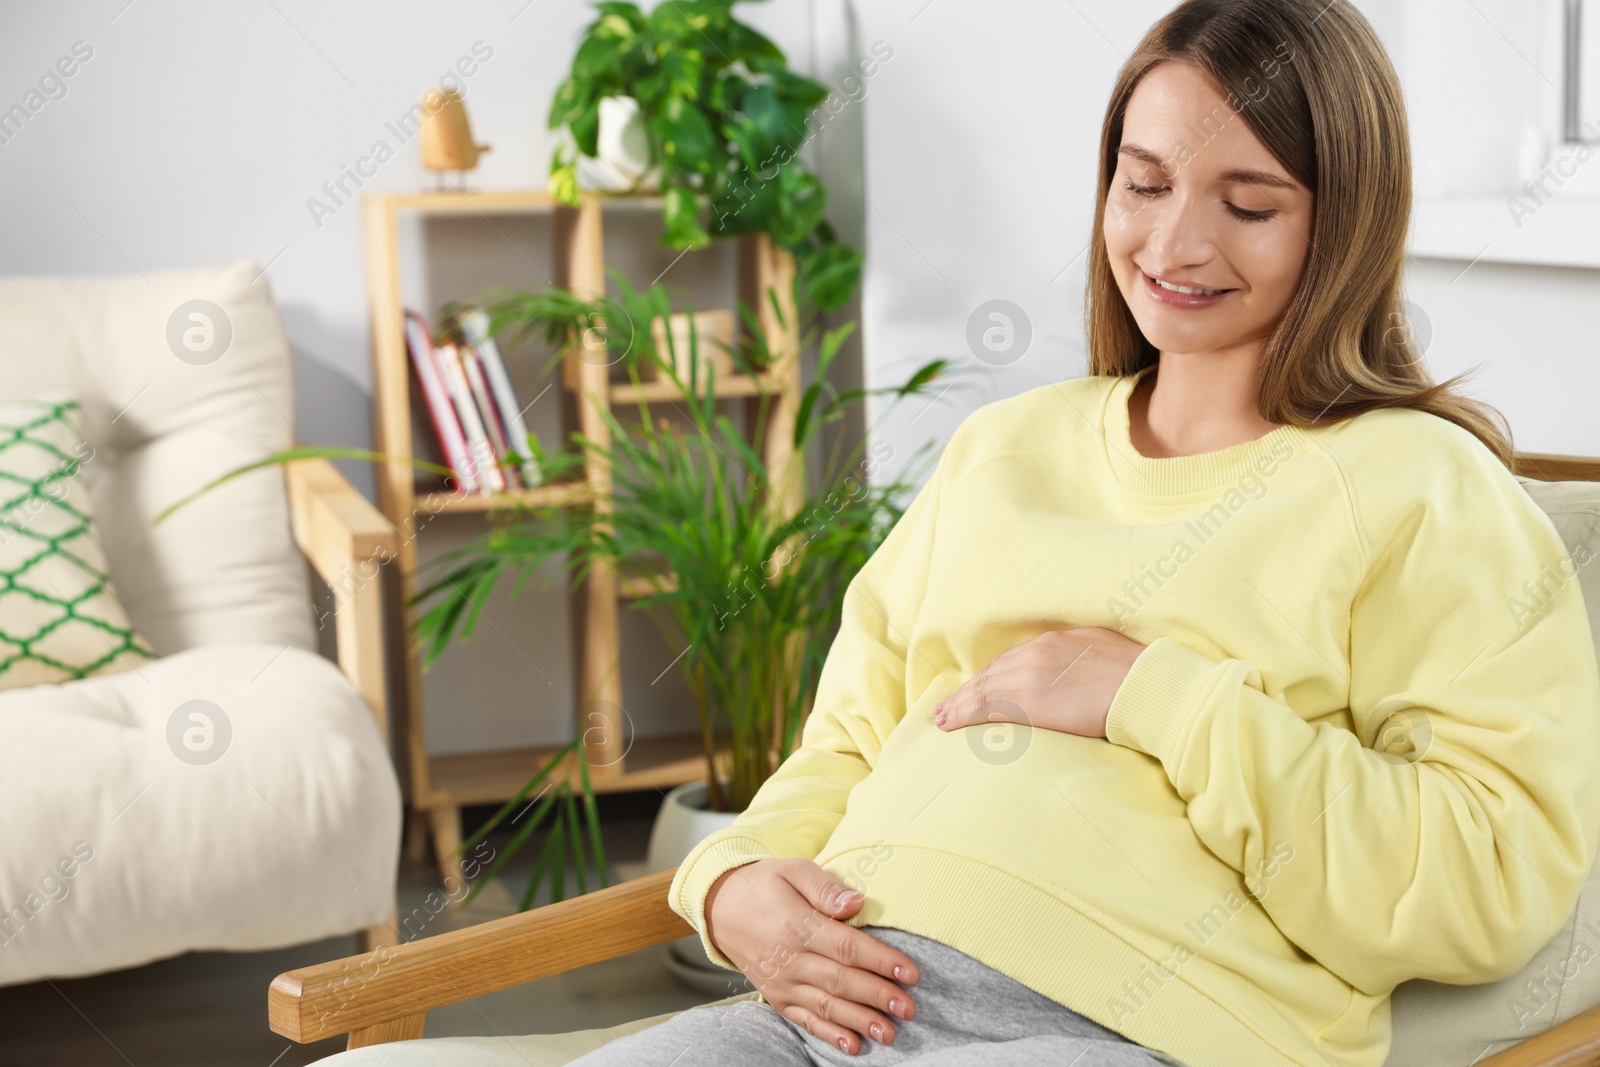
left=407, top=277, right=959, bottom=907
left=548, top=0, right=863, bottom=313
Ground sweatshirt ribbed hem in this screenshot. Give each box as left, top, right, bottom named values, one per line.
left=816, top=842, right=1365, bottom=1067
left=668, top=834, right=783, bottom=971
left=1104, top=636, right=1221, bottom=771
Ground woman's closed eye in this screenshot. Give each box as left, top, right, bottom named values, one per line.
left=1119, top=179, right=1279, bottom=222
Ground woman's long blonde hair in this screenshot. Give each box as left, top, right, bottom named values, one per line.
left=1086, top=0, right=1515, bottom=466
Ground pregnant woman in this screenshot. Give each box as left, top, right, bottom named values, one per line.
left=573, top=1, right=1600, bottom=1065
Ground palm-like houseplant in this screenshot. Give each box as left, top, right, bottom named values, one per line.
left=415, top=275, right=958, bottom=906
left=151, top=282, right=964, bottom=911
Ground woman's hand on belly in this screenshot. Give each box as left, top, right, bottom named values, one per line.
left=932, top=626, right=1146, bottom=740
left=704, top=857, right=920, bottom=1055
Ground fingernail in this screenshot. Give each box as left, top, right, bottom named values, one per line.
left=837, top=1036, right=850, bottom=1052
left=893, top=965, right=909, bottom=982
left=870, top=1022, right=884, bottom=1041
left=935, top=700, right=944, bottom=711
left=889, top=996, right=904, bottom=1018
left=833, top=890, right=862, bottom=910
left=933, top=711, right=946, bottom=726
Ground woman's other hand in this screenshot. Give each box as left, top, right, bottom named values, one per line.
left=932, top=627, right=1146, bottom=739
left=703, top=857, right=919, bottom=1055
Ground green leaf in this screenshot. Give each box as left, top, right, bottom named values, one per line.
left=659, top=49, right=704, bottom=102
left=547, top=76, right=590, bottom=130
left=661, top=183, right=710, bottom=248
left=462, top=784, right=560, bottom=909
left=458, top=740, right=575, bottom=854
left=519, top=811, right=568, bottom=911
left=724, top=19, right=785, bottom=68
left=152, top=445, right=455, bottom=525
left=650, top=95, right=717, bottom=174
left=578, top=750, right=610, bottom=889
left=794, top=380, right=827, bottom=450
left=772, top=166, right=826, bottom=246
left=770, top=68, right=828, bottom=109
left=722, top=117, right=766, bottom=176
left=900, top=358, right=950, bottom=392
left=549, top=808, right=569, bottom=903
left=570, top=103, right=602, bottom=158
left=563, top=793, right=588, bottom=896
left=591, top=6, right=644, bottom=38
left=549, top=153, right=580, bottom=207
left=648, top=1, right=728, bottom=42
left=799, top=239, right=863, bottom=312
left=706, top=73, right=733, bottom=113
left=818, top=320, right=856, bottom=376
left=572, top=32, right=631, bottom=82
left=737, top=84, right=791, bottom=160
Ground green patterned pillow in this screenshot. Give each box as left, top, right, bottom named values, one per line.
left=0, top=397, right=154, bottom=689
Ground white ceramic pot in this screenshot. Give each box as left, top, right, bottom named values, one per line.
left=647, top=779, right=754, bottom=995
left=576, top=95, right=656, bottom=191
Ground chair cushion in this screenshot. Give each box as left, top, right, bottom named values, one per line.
left=1385, top=476, right=1600, bottom=1065
left=0, top=396, right=154, bottom=689
left=0, top=261, right=315, bottom=657
left=317, top=993, right=764, bottom=1067
left=0, top=642, right=399, bottom=986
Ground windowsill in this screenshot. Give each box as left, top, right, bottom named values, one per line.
left=1408, top=193, right=1600, bottom=270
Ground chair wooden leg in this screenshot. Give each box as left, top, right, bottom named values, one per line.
left=403, top=806, right=430, bottom=865
left=359, top=908, right=398, bottom=953
left=429, top=803, right=464, bottom=888
left=347, top=1014, right=425, bottom=1049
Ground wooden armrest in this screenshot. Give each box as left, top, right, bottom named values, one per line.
left=269, top=867, right=691, bottom=1047
left=284, top=457, right=397, bottom=733
left=284, top=457, right=397, bottom=580
left=1478, top=1000, right=1600, bottom=1066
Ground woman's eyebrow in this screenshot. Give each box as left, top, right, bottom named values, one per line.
left=1118, top=142, right=1299, bottom=190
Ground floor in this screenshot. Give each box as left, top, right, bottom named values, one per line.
left=0, top=793, right=740, bottom=1066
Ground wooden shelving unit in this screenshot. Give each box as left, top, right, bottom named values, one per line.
left=362, top=188, right=803, bottom=882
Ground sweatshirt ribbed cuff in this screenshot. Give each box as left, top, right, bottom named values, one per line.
left=1104, top=636, right=1218, bottom=772
left=668, top=834, right=781, bottom=972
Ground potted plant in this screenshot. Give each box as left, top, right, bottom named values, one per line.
left=150, top=280, right=969, bottom=984
left=546, top=0, right=863, bottom=314
left=410, top=279, right=960, bottom=983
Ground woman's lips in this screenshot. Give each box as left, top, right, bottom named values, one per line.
left=1141, top=270, right=1236, bottom=309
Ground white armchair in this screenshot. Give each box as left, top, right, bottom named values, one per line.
left=0, top=259, right=401, bottom=986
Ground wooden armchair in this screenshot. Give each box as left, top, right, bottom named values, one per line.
left=284, top=455, right=402, bottom=952
left=270, top=868, right=684, bottom=1049
left=267, top=867, right=1600, bottom=1065
left=269, top=452, right=1600, bottom=1065
left=285, top=456, right=397, bottom=746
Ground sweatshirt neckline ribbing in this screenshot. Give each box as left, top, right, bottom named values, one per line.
left=1100, top=365, right=1316, bottom=498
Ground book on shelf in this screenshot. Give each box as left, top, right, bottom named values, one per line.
left=403, top=306, right=549, bottom=499
left=458, top=308, right=545, bottom=488
left=434, top=341, right=506, bottom=494
left=459, top=342, right=522, bottom=490
left=403, top=311, right=479, bottom=495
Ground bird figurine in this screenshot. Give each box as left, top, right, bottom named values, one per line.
left=419, top=87, right=490, bottom=185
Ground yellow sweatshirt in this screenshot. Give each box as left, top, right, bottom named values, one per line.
left=668, top=365, right=1600, bottom=1067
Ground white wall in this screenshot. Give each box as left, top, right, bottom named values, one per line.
left=851, top=0, right=1600, bottom=487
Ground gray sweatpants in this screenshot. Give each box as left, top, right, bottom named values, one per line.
left=567, top=925, right=1191, bottom=1066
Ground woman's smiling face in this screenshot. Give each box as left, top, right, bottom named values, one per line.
left=1103, top=60, right=1315, bottom=359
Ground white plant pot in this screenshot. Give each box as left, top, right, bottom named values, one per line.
left=647, top=779, right=754, bottom=996
left=577, top=94, right=657, bottom=192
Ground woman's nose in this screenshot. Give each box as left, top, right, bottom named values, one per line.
left=1141, top=192, right=1216, bottom=270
